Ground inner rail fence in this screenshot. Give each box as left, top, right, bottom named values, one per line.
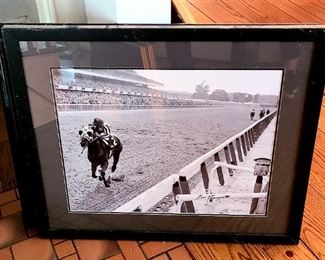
left=113, top=110, right=277, bottom=213
left=57, top=102, right=262, bottom=111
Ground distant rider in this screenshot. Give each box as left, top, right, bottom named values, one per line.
left=250, top=109, right=255, bottom=120
left=259, top=109, right=265, bottom=119
left=91, top=117, right=117, bottom=149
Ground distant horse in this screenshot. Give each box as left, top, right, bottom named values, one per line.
left=250, top=110, right=255, bottom=120
left=259, top=109, right=265, bottom=119
left=79, top=126, right=123, bottom=187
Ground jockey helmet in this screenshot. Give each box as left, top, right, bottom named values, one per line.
left=93, top=117, right=104, bottom=126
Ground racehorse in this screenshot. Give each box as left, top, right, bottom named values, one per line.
left=79, top=125, right=123, bottom=187
left=250, top=110, right=255, bottom=121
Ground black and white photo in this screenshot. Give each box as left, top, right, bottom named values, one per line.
left=51, top=68, right=282, bottom=215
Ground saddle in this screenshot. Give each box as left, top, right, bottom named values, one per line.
left=96, top=134, right=118, bottom=150
left=107, top=135, right=118, bottom=149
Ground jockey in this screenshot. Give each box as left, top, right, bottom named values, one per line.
left=91, top=117, right=117, bottom=148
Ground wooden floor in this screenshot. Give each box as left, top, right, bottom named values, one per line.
left=173, top=0, right=325, bottom=24
left=0, top=1, right=324, bottom=259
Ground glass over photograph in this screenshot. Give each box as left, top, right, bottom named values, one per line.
left=5, top=26, right=322, bottom=241
left=50, top=68, right=283, bottom=215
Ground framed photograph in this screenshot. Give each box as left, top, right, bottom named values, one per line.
left=1, top=25, right=324, bottom=243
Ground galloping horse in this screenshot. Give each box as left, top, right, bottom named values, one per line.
left=79, top=126, right=123, bottom=187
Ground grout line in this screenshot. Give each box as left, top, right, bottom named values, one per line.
left=115, top=241, right=126, bottom=260
left=136, top=241, right=148, bottom=260
left=52, top=239, right=68, bottom=246
left=97, top=244, right=127, bottom=260
left=147, top=251, right=168, bottom=260
left=165, top=244, right=190, bottom=260
left=9, top=246, right=15, bottom=260
left=0, top=199, right=20, bottom=208
left=50, top=239, right=59, bottom=260
left=149, top=242, right=182, bottom=259
left=60, top=252, right=78, bottom=260
left=183, top=243, right=196, bottom=259
left=99, top=251, right=126, bottom=260
left=165, top=251, right=173, bottom=260
left=71, top=240, right=81, bottom=260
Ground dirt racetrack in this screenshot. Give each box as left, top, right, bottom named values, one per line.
left=58, top=105, right=255, bottom=213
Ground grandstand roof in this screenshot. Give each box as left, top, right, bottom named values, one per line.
left=67, top=69, right=164, bottom=88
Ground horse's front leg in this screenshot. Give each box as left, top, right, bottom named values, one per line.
left=100, top=161, right=111, bottom=187
left=91, top=163, right=98, bottom=178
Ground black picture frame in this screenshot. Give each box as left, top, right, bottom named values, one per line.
left=1, top=24, right=324, bottom=243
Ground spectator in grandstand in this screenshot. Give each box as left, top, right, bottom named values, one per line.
left=90, top=117, right=117, bottom=149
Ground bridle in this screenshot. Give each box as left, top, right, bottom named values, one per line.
left=79, top=126, right=107, bottom=146
left=79, top=126, right=114, bottom=158
left=79, top=127, right=94, bottom=144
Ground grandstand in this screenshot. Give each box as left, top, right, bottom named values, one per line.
left=54, top=69, right=166, bottom=93
left=52, top=69, right=222, bottom=108
left=52, top=69, right=257, bottom=110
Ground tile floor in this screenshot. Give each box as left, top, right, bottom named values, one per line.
left=0, top=188, right=194, bottom=260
